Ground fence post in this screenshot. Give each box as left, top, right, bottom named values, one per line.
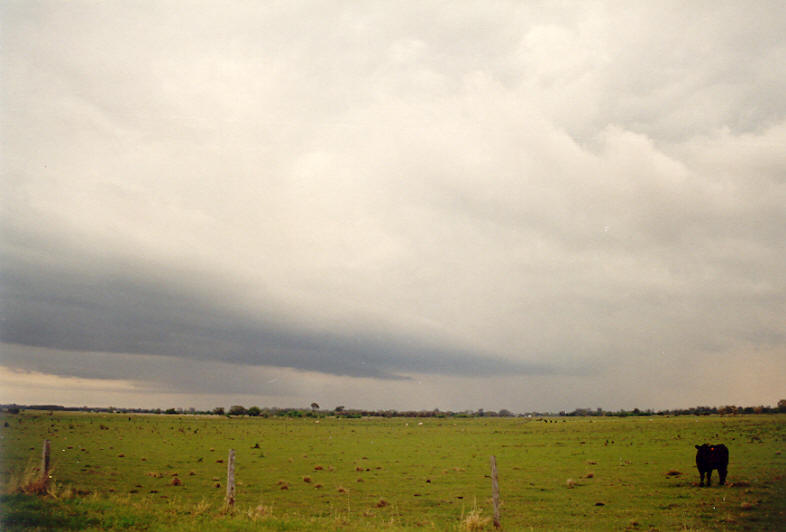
left=490, top=455, right=501, bottom=529
left=41, top=440, right=51, bottom=488
left=225, top=449, right=236, bottom=508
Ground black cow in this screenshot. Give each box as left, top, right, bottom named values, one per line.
left=695, top=443, right=728, bottom=486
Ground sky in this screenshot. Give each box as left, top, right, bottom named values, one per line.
left=1, top=1, right=784, bottom=413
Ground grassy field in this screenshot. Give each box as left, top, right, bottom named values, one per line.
left=1, top=412, right=784, bottom=530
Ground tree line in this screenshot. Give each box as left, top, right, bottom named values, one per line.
left=4, top=400, right=785, bottom=417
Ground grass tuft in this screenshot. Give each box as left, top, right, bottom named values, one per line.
left=191, top=498, right=211, bottom=516
left=246, top=503, right=273, bottom=521
left=461, top=499, right=491, bottom=530
left=6, top=461, right=54, bottom=496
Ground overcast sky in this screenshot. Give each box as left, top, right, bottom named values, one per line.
left=1, top=1, right=784, bottom=412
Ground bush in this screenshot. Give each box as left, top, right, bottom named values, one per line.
left=228, top=405, right=246, bottom=416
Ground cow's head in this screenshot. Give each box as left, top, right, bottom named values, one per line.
left=695, top=443, right=720, bottom=455
left=695, top=443, right=712, bottom=453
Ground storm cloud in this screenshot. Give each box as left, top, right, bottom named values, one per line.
left=1, top=236, right=562, bottom=379
left=1, top=1, right=784, bottom=411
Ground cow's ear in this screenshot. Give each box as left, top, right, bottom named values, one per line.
left=695, top=445, right=701, bottom=449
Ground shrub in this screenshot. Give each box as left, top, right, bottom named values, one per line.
left=228, top=405, right=246, bottom=416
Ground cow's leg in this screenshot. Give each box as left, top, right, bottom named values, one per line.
left=706, top=469, right=712, bottom=486
left=719, top=467, right=727, bottom=486
left=699, top=470, right=705, bottom=486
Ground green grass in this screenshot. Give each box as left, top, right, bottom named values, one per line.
left=1, top=412, right=784, bottom=530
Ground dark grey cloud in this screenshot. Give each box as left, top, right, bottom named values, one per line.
left=0, top=234, right=564, bottom=381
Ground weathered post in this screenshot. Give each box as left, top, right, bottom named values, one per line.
left=41, top=440, right=51, bottom=489
left=490, top=455, right=501, bottom=529
left=225, top=449, right=236, bottom=508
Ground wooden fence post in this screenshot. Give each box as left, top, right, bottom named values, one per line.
left=41, top=440, right=51, bottom=488
left=490, top=455, right=501, bottom=529
left=225, top=449, right=236, bottom=508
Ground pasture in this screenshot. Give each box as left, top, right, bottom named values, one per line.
left=1, top=412, right=784, bottom=530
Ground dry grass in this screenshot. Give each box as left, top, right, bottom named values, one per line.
left=20, top=476, right=49, bottom=495
left=191, top=498, right=211, bottom=516
left=5, top=460, right=76, bottom=501
left=6, top=461, right=52, bottom=496
left=247, top=503, right=273, bottom=521
left=461, top=499, right=492, bottom=531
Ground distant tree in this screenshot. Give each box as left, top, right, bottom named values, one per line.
left=164, top=408, right=177, bottom=415
left=498, top=409, right=513, bottom=417
left=229, top=405, right=247, bottom=416
left=778, top=399, right=786, bottom=413
left=213, top=407, right=225, bottom=416
left=311, top=402, right=320, bottom=412
left=334, top=405, right=345, bottom=413
left=247, top=406, right=261, bottom=417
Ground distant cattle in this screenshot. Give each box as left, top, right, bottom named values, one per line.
left=695, top=444, right=728, bottom=486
